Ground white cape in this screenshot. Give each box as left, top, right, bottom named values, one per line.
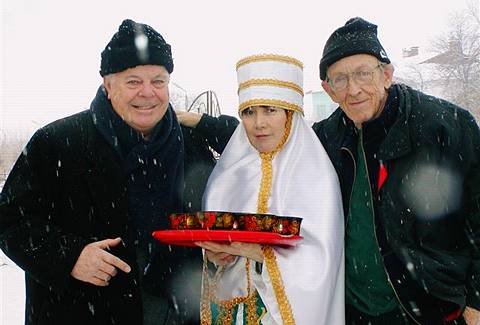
left=203, top=113, right=345, bottom=325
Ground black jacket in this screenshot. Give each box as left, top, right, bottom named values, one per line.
left=313, top=84, right=480, bottom=324
left=195, top=84, right=480, bottom=324
left=0, top=95, right=215, bottom=324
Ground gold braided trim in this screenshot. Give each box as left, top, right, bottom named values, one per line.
left=236, top=54, right=304, bottom=70
left=262, top=245, right=296, bottom=324
left=239, top=99, right=303, bottom=115
left=200, top=255, right=212, bottom=324
left=257, top=111, right=293, bottom=213
left=200, top=256, right=259, bottom=325
left=238, top=79, right=304, bottom=96
left=257, top=154, right=273, bottom=214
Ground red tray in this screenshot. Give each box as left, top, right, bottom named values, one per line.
left=152, top=230, right=303, bottom=247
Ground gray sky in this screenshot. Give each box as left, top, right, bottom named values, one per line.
left=1, top=0, right=474, bottom=135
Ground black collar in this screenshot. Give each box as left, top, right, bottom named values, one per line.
left=362, top=86, right=399, bottom=143
left=89, top=86, right=172, bottom=160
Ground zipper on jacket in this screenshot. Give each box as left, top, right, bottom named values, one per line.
left=341, top=146, right=356, bottom=230
left=358, top=139, right=422, bottom=325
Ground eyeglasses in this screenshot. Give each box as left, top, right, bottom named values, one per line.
left=327, top=63, right=383, bottom=91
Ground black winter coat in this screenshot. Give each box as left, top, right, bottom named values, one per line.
left=0, top=106, right=215, bottom=324
left=313, top=84, right=480, bottom=324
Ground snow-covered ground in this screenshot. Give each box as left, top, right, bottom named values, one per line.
left=0, top=250, right=25, bottom=325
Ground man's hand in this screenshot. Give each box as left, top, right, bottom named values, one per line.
left=175, top=111, right=202, bottom=128
left=196, top=241, right=264, bottom=264
left=463, top=306, right=480, bottom=325
left=71, top=237, right=131, bottom=286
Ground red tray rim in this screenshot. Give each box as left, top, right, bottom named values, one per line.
left=152, top=229, right=303, bottom=247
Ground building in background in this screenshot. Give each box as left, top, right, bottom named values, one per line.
left=394, top=43, right=479, bottom=122
left=304, top=89, right=337, bottom=122
left=393, top=45, right=446, bottom=97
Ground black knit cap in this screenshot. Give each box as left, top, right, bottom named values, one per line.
left=319, top=17, right=390, bottom=80
left=100, top=19, right=173, bottom=76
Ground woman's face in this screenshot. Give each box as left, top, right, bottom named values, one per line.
left=241, top=106, right=287, bottom=153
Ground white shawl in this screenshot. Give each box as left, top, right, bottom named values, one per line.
left=203, top=113, right=345, bottom=325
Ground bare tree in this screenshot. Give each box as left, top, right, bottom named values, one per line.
left=169, top=90, right=198, bottom=111
left=398, top=62, right=427, bottom=92
left=429, top=0, right=480, bottom=121
left=170, top=82, right=202, bottom=111
left=467, top=0, right=480, bottom=25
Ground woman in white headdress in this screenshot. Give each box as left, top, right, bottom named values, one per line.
left=191, top=54, right=345, bottom=325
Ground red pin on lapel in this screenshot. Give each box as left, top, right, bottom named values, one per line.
left=378, top=160, right=388, bottom=192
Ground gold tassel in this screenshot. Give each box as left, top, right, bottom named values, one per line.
left=200, top=257, right=258, bottom=325
left=200, top=254, right=213, bottom=325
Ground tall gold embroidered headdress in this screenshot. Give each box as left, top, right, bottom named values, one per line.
left=236, top=54, right=304, bottom=115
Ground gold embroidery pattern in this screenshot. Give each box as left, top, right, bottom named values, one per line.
left=236, top=54, right=304, bottom=70
left=239, top=99, right=303, bottom=115
left=238, top=79, right=304, bottom=96
left=201, top=256, right=258, bottom=325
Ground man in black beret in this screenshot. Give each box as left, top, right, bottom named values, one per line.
left=315, top=17, right=480, bottom=325
left=0, top=19, right=214, bottom=324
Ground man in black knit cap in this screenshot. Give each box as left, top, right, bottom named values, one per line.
left=176, top=16, right=480, bottom=325
left=315, top=17, right=480, bottom=325
left=0, top=19, right=214, bottom=324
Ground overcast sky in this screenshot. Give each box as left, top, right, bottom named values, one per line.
left=1, top=0, right=476, bottom=135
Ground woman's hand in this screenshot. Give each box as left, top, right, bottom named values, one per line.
left=196, top=241, right=264, bottom=264
left=175, top=111, right=202, bottom=128
left=204, top=250, right=236, bottom=266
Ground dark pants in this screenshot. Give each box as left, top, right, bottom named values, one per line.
left=142, top=286, right=195, bottom=325
left=138, top=247, right=194, bottom=325
left=137, top=243, right=201, bottom=325
left=346, top=304, right=467, bottom=325
left=141, top=287, right=172, bottom=325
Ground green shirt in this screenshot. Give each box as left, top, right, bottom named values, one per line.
left=345, top=130, right=398, bottom=316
